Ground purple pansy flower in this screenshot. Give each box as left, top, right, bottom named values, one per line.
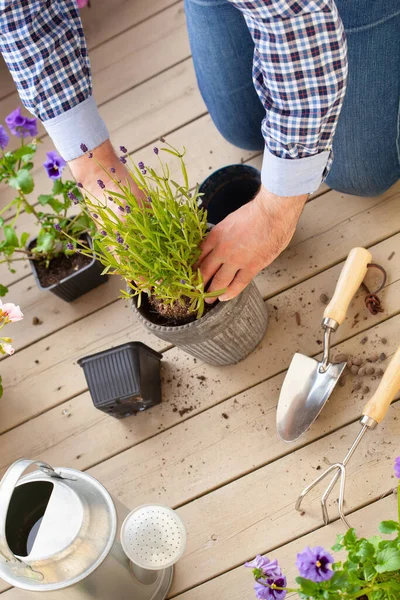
left=6, top=107, right=38, bottom=138
left=254, top=575, right=287, bottom=600
left=0, top=125, right=9, bottom=150
left=395, top=457, right=400, bottom=479
left=245, top=556, right=282, bottom=578
left=296, top=547, right=334, bottom=583
left=43, top=151, right=66, bottom=180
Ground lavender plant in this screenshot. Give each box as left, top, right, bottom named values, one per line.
left=246, top=457, right=400, bottom=599
left=80, top=142, right=222, bottom=319
left=0, top=108, right=94, bottom=295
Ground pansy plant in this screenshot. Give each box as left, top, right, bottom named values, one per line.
left=0, top=299, right=23, bottom=397
left=247, top=456, right=400, bottom=599
left=0, top=107, right=95, bottom=296
left=77, top=142, right=222, bottom=319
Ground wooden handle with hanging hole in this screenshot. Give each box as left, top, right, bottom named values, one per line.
left=362, top=347, right=400, bottom=424
left=323, top=247, right=372, bottom=325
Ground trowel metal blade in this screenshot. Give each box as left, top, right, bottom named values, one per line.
left=276, top=353, right=346, bottom=442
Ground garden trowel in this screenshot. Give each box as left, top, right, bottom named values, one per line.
left=277, top=247, right=372, bottom=442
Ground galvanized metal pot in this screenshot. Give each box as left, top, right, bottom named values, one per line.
left=130, top=280, right=268, bottom=366
left=0, top=460, right=184, bottom=599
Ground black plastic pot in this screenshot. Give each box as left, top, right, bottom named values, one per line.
left=78, top=342, right=162, bottom=418
left=199, top=164, right=261, bottom=225
left=29, top=234, right=108, bottom=302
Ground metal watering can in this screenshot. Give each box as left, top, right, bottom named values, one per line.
left=0, top=460, right=186, bottom=599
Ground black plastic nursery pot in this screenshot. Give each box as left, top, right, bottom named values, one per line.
left=130, top=164, right=268, bottom=367
left=199, top=163, right=261, bottom=225
left=78, top=342, right=162, bottom=418
left=29, top=234, right=108, bottom=302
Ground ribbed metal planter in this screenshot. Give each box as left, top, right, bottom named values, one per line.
left=130, top=281, right=268, bottom=366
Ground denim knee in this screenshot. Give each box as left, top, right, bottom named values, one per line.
left=326, top=159, right=399, bottom=197
left=210, top=108, right=265, bottom=152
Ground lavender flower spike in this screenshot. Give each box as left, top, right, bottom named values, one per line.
left=80, top=143, right=88, bottom=153
left=153, top=147, right=159, bottom=155
left=395, top=456, right=400, bottom=479
left=97, top=179, right=105, bottom=189
left=54, top=223, right=61, bottom=232
left=119, top=145, right=127, bottom=154
left=138, top=161, right=145, bottom=170
left=119, top=156, right=127, bottom=164
left=66, top=243, right=74, bottom=250
left=296, top=546, right=334, bottom=583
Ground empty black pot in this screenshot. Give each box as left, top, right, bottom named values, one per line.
left=199, top=164, right=261, bottom=225
left=78, top=342, right=162, bottom=418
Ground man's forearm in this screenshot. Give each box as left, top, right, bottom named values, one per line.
left=228, top=0, right=348, bottom=196
left=0, top=0, right=109, bottom=161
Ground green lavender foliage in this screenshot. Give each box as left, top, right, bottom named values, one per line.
left=82, top=145, right=221, bottom=318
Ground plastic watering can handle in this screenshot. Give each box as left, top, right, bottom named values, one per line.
left=0, top=459, right=58, bottom=567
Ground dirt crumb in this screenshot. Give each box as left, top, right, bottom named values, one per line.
left=222, top=413, right=229, bottom=420
left=319, top=293, right=329, bottom=305
left=360, top=336, right=368, bottom=345
left=295, top=312, right=301, bottom=326
left=388, top=251, right=395, bottom=261
left=32, top=316, right=42, bottom=325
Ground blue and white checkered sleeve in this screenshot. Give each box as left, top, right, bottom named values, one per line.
left=0, top=0, right=109, bottom=161
left=229, top=0, right=348, bottom=196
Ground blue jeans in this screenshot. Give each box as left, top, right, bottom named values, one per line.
left=185, top=0, right=400, bottom=197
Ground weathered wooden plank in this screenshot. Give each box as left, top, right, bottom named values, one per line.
left=3, top=274, right=124, bottom=354
left=171, top=495, right=396, bottom=600
left=0, top=227, right=397, bottom=438
left=165, top=403, right=398, bottom=595
left=5, top=307, right=394, bottom=505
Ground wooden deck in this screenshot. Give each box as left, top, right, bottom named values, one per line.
left=0, top=1, right=399, bottom=597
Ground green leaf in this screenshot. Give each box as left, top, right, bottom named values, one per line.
left=38, top=194, right=54, bottom=206
left=3, top=225, right=19, bottom=248
left=12, top=169, right=34, bottom=194
left=38, top=193, right=66, bottom=213
left=379, top=521, right=400, bottom=535
left=20, top=232, right=30, bottom=248
left=34, top=231, right=55, bottom=253
left=295, top=577, right=319, bottom=595
left=357, top=540, right=376, bottom=561
left=375, top=547, right=400, bottom=573
left=0, top=217, right=4, bottom=227
left=12, top=146, right=35, bottom=161
left=0, top=375, right=3, bottom=398
left=52, top=179, right=63, bottom=195
left=0, top=285, right=9, bottom=297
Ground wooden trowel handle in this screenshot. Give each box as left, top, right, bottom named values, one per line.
left=324, top=247, right=372, bottom=326
left=362, top=347, right=400, bottom=424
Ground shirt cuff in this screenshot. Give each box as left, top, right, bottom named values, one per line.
left=42, top=96, right=109, bottom=161
left=261, top=146, right=330, bottom=196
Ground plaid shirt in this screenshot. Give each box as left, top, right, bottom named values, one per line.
left=0, top=0, right=347, bottom=195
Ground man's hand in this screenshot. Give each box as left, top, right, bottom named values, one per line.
left=198, top=186, right=307, bottom=302
left=68, top=140, right=143, bottom=214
